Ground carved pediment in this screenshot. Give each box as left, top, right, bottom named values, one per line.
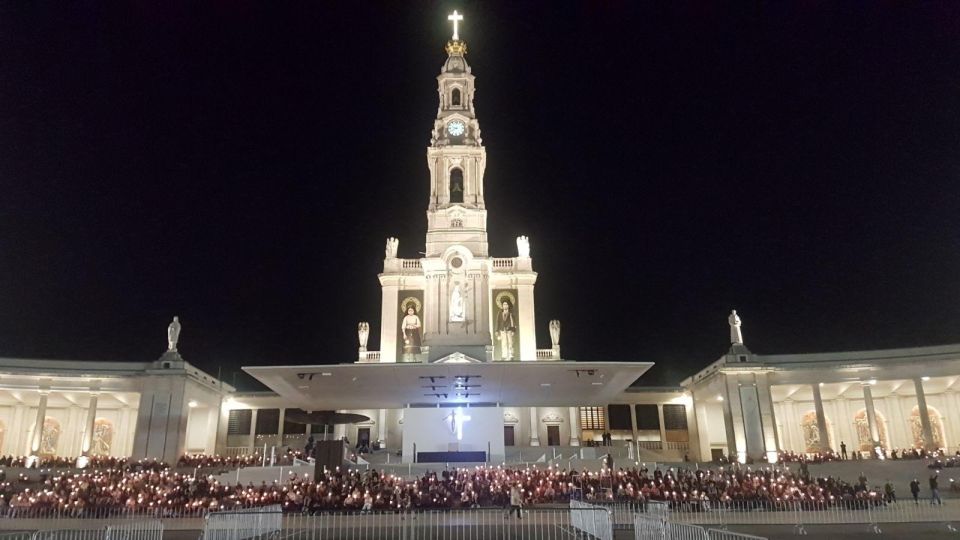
left=541, top=413, right=564, bottom=424
left=434, top=352, right=484, bottom=364
left=503, top=411, right=519, bottom=423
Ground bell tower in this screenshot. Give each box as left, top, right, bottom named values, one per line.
left=425, top=11, right=488, bottom=258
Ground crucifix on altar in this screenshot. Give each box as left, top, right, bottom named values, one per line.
left=444, top=407, right=471, bottom=441
left=448, top=10, right=464, bottom=41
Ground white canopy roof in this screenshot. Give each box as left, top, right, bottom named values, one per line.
left=243, top=361, right=653, bottom=410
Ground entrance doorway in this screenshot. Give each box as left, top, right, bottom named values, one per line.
left=357, top=428, right=371, bottom=448
left=711, top=448, right=725, bottom=462
left=504, top=426, right=515, bottom=446
left=547, top=425, right=560, bottom=446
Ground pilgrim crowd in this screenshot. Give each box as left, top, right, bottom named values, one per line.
left=0, top=460, right=926, bottom=516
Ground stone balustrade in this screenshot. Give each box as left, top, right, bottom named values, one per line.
left=536, top=349, right=559, bottom=360
left=358, top=351, right=381, bottom=363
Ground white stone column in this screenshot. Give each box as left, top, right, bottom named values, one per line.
left=248, top=409, right=258, bottom=453
left=861, top=383, right=881, bottom=450
left=379, top=284, right=400, bottom=363
left=568, top=407, right=580, bottom=446
left=723, top=374, right=748, bottom=463
left=529, top=407, right=540, bottom=446
left=8, top=404, right=27, bottom=455
left=629, top=403, right=639, bottom=446
left=334, top=410, right=346, bottom=441
left=657, top=405, right=667, bottom=450
left=80, top=393, right=99, bottom=456
left=812, top=384, right=832, bottom=452
left=31, top=391, right=49, bottom=455
left=913, top=378, right=936, bottom=450
left=756, top=374, right=780, bottom=460
left=378, top=409, right=387, bottom=445
left=517, top=283, right=537, bottom=361
left=277, top=408, right=286, bottom=447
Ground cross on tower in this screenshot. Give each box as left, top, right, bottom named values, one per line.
left=447, top=10, right=464, bottom=41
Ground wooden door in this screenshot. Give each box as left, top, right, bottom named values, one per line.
left=504, top=425, right=515, bottom=446
left=547, top=425, right=560, bottom=446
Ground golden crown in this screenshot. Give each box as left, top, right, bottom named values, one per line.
left=445, top=40, right=467, bottom=56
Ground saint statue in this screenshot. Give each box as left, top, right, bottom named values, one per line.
left=401, top=304, right=422, bottom=356
left=728, top=310, right=743, bottom=345
left=357, top=322, right=370, bottom=350
left=167, top=316, right=182, bottom=352
left=450, top=283, right=468, bottom=322
left=385, top=237, right=399, bottom=259
left=496, top=300, right=517, bottom=360
left=516, top=236, right=530, bottom=258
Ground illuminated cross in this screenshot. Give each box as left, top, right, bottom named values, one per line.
left=445, top=407, right=472, bottom=440
left=448, top=10, right=464, bottom=41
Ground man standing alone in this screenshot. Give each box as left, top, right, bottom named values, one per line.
left=509, top=483, right=523, bottom=518
left=910, top=478, right=920, bottom=504
left=930, top=473, right=942, bottom=505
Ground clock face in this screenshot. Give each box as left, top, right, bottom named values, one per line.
left=447, top=120, right=466, bottom=137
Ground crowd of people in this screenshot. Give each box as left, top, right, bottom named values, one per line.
left=0, top=460, right=938, bottom=517
left=176, top=452, right=305, bottom=470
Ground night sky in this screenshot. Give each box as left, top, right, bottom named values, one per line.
left=2, top=2, right=960, bottom=390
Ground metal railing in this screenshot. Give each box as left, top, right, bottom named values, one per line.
left=281, top=507, right=614, bottom=540
left=617, top=498, right=959, bottom=534
left=705, top=530, right=769, bottom=540
left=569, top=500, right=614, bottom=540
left=635, top=515, right=768, bottom=540
left=25, top=521, right=163, bottom=540
left=202, top=505, right=282, bottom=540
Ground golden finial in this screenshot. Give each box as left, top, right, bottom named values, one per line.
left=445, top=40, right=467, bottom=56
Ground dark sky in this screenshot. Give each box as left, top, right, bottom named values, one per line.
left=2, top=2, right=960, bottom=390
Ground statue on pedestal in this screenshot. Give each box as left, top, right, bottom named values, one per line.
left=385, top=237, right=399, bottom=259
left=516, top=235, right=530, bottom=258
left=728, top=310, right=743, bottom=345
left=357, top=322, right=370, bottom=351
left=167, top=316, right=182, bottom=352
left=549, top=320, right=561, bottom=348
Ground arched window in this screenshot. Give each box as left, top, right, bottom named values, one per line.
left=854, top=409, right=889, bottom=452
left=800, top=410, right=834, bottom=452
left=911, top=405, right=947, bottom=449
left=92, top=418, right=114, bottom=456
left=40, top=417, right=61, bottom=455
left=451, top=88, right=461, bottom=106
left=449, top=168, right=464, bottom=204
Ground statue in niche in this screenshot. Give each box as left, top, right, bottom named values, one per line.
left=450, top=285, right=465, bottom=322
left=401, top=302, right=422, bottom=358
left=385, top=237, right=399, bottom=259
left=728, top=310, right=743, bottom=345
left=167, top=316, right=181, bottom=352
left=496, top=300, right=517, bottom=360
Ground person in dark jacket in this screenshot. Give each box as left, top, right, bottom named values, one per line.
left=910, top=478, right=921, bottom=504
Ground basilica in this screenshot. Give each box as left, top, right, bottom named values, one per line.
left=0, top=14, right=958, bottom=467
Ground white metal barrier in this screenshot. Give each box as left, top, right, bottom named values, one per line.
left=570, top=500, right=614, bottom=540
left=104, top=520, right=164, bottom=540
left=281, top=508, right=614, bottom=540
left=28, top=521, right=162, bottom=540
left=607, top=498, right=959, bottom=531
left=202, top=505, right=282, bottom=540
left=706, top=530, right=769, bottom=540
left=667, top=522, right=709, bottom=540
left=634, top=514, right=667, bottom=540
